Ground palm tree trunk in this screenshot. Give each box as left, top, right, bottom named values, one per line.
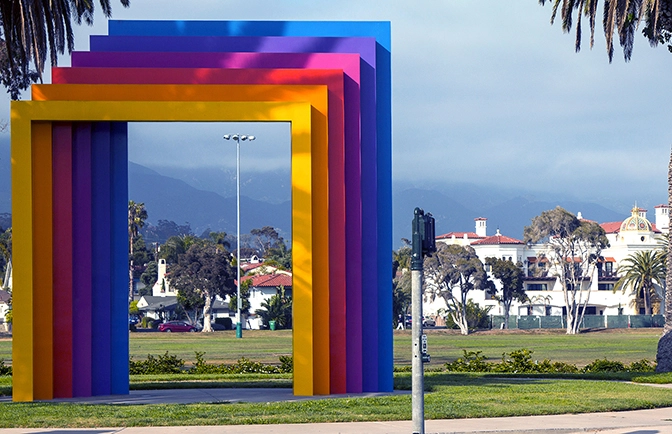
left=656, top=147, right=672, bottom=372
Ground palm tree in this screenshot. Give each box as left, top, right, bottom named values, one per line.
left=0, top=0, right=130, bottom=98
left=614, top=250, right=666, bottom=315
left=539, top=0, right=672, bottom=62
left=128, top=201, right=147, bottom=302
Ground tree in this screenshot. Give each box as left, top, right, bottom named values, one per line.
left=524, top=207, right=609, bottom=334
left=250, top=226, right=285, bottom=257
left=423, top=243, right=493, bottom=335
left=614, top=250, right=666, bottom=314
left=264, top=241, right=292, bottom=270
left=0, top=0, right=130, bottom=98
left=0, top=227, right=11, bottom=277
left=128, top=201, right=147, bottom=302
left=229, top=278, right=252, bottom=316
left=392, top=242, right=412, bottom=327
left=485, top=257, right=527, bottom=329
left=142, top=219, right=193, bottom=245
left=256, top=285, right=292, bottom=329
left=159, top=234, right=202, bottom=265
left=539, top=0, right=672, bottom=62
left=168, top=243, right=235, bottom=332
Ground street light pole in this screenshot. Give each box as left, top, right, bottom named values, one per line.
left=223, top=134, right=255, bottom=339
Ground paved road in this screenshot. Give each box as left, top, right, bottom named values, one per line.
left=1, top=388, right=672, bottom=433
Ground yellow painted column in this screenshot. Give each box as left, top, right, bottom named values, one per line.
left=11, top=106, right=34, bottom=402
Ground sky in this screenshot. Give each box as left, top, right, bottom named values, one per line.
left=2, top=1, right=671, bottom=211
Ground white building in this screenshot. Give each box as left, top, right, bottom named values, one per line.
left=429, top=205, right=668, bottom=319
left=152, top=259, right=176, bottom=297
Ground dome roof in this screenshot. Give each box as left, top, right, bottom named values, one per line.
left=619, top=207, right=653, bottom=232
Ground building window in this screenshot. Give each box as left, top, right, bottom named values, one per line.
left=527, top=283, right=547, bottom=291
left=598, top=283, right=614, bottom=291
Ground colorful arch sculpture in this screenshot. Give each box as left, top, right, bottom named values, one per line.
left=10, top=20, right=391, bottom=402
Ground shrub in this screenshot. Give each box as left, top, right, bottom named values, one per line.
left=189, top=352, right=290, bottom=375
left=279, top=355, right=293, bottom=373
left=496, top=348, right=537, bottom=373
left=442, top=300, right=492, bottom=331
left=629, top=359, right=656, bottom=372
left=129, top=352, right=185, bottom=375
left=0, top=359, right=11, bottom=376
left=445, top=350, right=492, bottom=372
left=582, top=359, right=626, bottom=373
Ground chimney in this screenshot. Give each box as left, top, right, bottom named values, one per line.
left=475, top=218, right=487, bottom=237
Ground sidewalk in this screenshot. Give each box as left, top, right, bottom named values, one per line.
left=0, top=388, right=671, bottom=433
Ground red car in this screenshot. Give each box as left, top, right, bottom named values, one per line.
left=158, top=321, right=196, bottom=333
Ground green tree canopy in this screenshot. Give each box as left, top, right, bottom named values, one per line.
left=0, top=0, right=130, bottom=98
left=169, top=243, right=235, bottom=332
left=423, top=243, right=493, bottom=335
left=524, top=206, right=609, bottom=334
left=614, top=250, right=666, bottom=314
left=485, top=257, right=527, bottom=329
left=539, top=0, right=672, bottom=62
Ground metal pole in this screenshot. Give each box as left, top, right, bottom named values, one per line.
left=411, top=268, right=424, bottom=434
left=411, top=207, right=426, bottom=434
left=236, top=136, right=242, bottom=339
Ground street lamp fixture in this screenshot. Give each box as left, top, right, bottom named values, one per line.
left=223, top=134, right=255, bottom=338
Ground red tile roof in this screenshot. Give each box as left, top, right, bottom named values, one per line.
left=471, top=233, right=524, bottom=245
left=241, top=273, right=292, bottom=288
left=436, top=232, right=483, bottom=240
left=601, top=221, right=661, bottom=234
left=241, top=263, right=264, bottom=272
left=600, top=221, right=622, bottom=234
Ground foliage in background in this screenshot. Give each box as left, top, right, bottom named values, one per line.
left=169, top=243, right=235, bottom=332
left=539, top=0, right=672, bottom=62
left=614, top=250, right=666, bottom=315
left=190, top=352, right=292, bottom=375
left=423, top=244, right=494, bottom=335
left=229, top=278, right=252, bottom=316
left=129, top=352, right=185, bottom=375
left=127, top=352, right=292, bottom=376
left=392, top=243, right=412, bottom=326
left=524, top=207, right=609, bottom=334
left=440, top=300, right=492, bottom=331
left=485, top=257, right=527, bottom=329
left=0, top=0, right=130, bottom=99
left=0, top=359, right=10, bottom=376
left=444, top=348, right=655, bottom=374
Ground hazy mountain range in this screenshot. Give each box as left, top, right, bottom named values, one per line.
left=0, top=136, right=663, bottom=246
left=137, top=164, right=651, bottom=246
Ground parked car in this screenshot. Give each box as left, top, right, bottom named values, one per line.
left=158, top=321, right=196, bottom=333
left=404, top=315, right=436, bottom=328
left=423, top=317, right=436, bottom=327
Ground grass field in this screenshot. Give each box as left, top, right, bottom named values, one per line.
left=1, top=374, right=672, bottom=427
left=0, top=328, right=663, bottom=367
left=0, top=328, right=670, bottom=428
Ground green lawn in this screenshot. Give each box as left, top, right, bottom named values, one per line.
left=0, top=328, right=662, bottom=367
left=0, top=329, right=670, bottom=427
left=0, top=374, right=671, bottom=427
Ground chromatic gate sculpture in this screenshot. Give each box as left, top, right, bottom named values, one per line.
left=11, top=21, right=391, bottom=402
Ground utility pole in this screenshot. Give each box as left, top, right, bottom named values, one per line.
left=411, top=207, right=435, bottom=434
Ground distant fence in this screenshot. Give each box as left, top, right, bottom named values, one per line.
left=490, top=314, right=665, bottom=330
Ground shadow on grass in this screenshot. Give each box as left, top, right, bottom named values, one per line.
left=393, top=371, right=669, bottom=392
